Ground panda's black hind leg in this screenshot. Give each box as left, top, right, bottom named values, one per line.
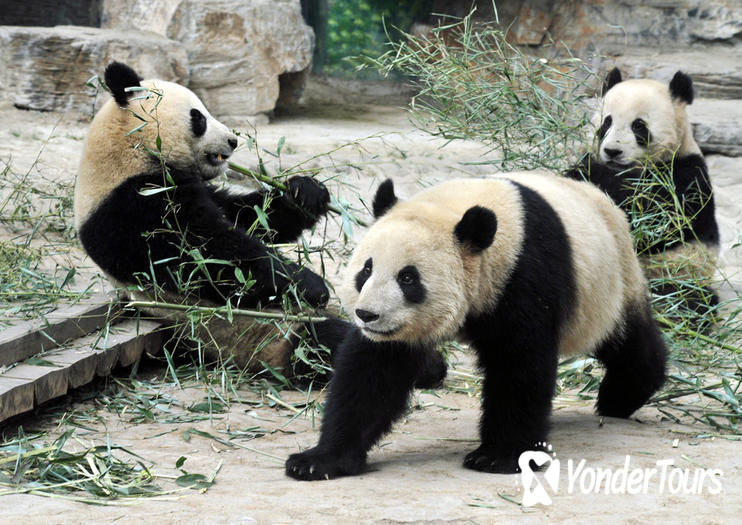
left=595, top=302, right=668, bottom=418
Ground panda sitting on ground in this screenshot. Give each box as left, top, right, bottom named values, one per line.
left=74, top=61, right=351, bottom=378
left=565, top=68, right=720, bottom=313
left=286, top=174, right=668, bottom=479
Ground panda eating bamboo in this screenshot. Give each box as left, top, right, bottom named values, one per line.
left=565, top=68, right=720, bottom=315
left=74, top=62, right=352, bottom=377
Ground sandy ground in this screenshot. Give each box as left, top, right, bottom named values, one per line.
left=1, top=102, right=741, bottom=523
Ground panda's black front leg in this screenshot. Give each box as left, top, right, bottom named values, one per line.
left=464, top=321, right=559, bottom=473
left=210, top=176, right=329, bottom=242
left=286, top=329, right=420, bottom=481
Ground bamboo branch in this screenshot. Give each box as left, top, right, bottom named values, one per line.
left=227, top=161, right=368, bottom=227
left=126, top=300, right=327, bottom=323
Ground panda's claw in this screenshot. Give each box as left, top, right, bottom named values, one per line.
left=463, top=448, right=521, bottom=474
left=285, top=448, right=365, bottom=481
left=291, top=267, right=329, bottom=307
left=286, top=176, right=330, bottom=218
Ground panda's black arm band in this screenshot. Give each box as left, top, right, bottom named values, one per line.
left=209, top=186, right=317, bottom=243
left=208, top=187, right=267, bottom=227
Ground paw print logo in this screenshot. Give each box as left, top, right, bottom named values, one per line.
left=519, top=443, right=560, bottom=507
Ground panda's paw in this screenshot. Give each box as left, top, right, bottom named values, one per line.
left=413, top=348, right=448, bottom=389
left=293, top=267, right=330, bottom=307
left=463, top=448, right=521, bottom=474
left=287, top=176, right=330, bottom=219
left=285, top=448, right=365, bottom=481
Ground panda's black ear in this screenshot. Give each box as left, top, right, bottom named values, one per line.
left=104, top=61, right=142, bottom=107
left=669, top=71, right=694, bottom=104
left=602, top=67, right=622, bottom=96
left=372, top=179, right=398, bottom=218
left=454, top=206, right=497, bottom=254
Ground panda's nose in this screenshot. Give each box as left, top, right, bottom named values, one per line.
left=227, top=137, right=238, bottom=150
left=604, top=148, right=622, bottom=159
left=355, top=309, right=379, bottom=323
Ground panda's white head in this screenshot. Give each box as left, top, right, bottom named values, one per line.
left=75, top=62, right=238, bottom=228
left=339, top=180, right=497, bottom=345
left=594, top=68, right=700, bottom=166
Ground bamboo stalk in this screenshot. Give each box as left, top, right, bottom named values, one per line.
left=227, top=161, right=368, bottom=227
left=126, top=300, right=327, bottom=323
left=656, top=315, right=741, bottom=353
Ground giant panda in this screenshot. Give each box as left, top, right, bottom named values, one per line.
left=74, top=61, right=350, bottom=377
left=285, top=173, right=668, bottom=479
left=565, top=68, right=720, bottom=314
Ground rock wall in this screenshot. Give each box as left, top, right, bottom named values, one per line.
left=0, top=0, right=312, bottom=119
left=0, top=26, right=188, bottom=115
left=102, top=0, right=313, bottom=121
left=485, top=0, right=742, bottom=156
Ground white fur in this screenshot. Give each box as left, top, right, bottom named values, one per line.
left=596, top=79, right=700, bottom=165
left=75, top=79, right=237, bottom=230
left=341, top=173, right=648, bottom=356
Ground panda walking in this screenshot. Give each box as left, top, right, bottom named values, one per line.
left=286, top=173, right=668, bottom=479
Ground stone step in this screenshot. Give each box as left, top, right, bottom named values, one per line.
left=606, top=49, right=742, bottom=100
left=689, top=98, right=742, bottom=157
left=0, top=293, right=118, bottom=368
left=0, top=317, right=164, bottom=422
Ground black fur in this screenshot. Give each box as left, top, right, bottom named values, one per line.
left=564, top=154, right=719, bottom=313
left=285, top=329, right=446, bottom=480
left=564, top=154, right=719, bottom=253
left=190, top=109, right=207, bottom=137
left=78, top=167, right=331, bottom=307
left=286, top=182, right=666, bottom=480
left=372, top=179, right=398, bottom=218
left=594, top=303, right=667, bottom=417
left=289, top=316, right=356, bottom=383
left=602, top=67, right=622, bottom=95
left=461, top=183, right=576, bottom=473
left=355, top=258, right=372, bottom=292
left=397, top=265, right=426, bottom=304
left=454, top=206, right=497, bottom=253
left=104, top=61, right=141, bottom=106
left=669, top=71, right=694, bottom=104
left=598, top=115, right=612, bottom=141
left=631, top=118, right=651, bottom=147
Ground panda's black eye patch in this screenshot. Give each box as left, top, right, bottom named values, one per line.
left=355, top=258, right=373, bottom=292
left=631, top=118, right=650, bottom=147
left=598, top=115, right=612, bottom=141
left=190, top=109, right=207, bottom=137
left=397, top=265, right=426, bottom=304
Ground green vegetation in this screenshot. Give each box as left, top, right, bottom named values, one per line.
left=320, top=0, right=433, bottom=78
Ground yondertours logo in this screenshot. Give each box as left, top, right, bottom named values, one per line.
left=518, top=444, right=723, bottom=507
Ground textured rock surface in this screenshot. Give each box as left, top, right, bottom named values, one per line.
left=689, top=99, right=742, bottom=157
left=611, top=49, right=742, bottom=100
left=541, top=0, right=742, bottom=52
left=492, top=0, right=742, bottom=156
left=102, top=0, right=314, bottom=120
left=101, top=0, right=182, bottom=37
left=0, top=26, right=188, bottom=115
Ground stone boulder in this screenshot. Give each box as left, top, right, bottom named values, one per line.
left=0, top=26, right=188, bottom=115
left=689, top=99, right=742, bottom=157
left=611, top=49, right=742, bottom=100
left=102, top=0, right=314, bottom=120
